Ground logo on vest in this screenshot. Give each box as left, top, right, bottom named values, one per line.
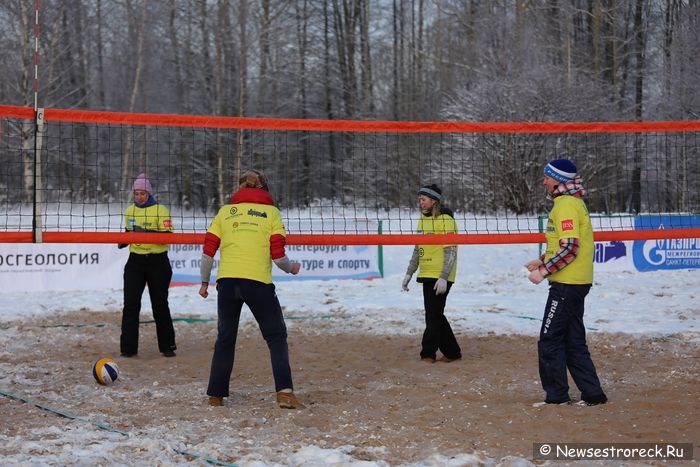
left=248, top=209, right=268, bottom=218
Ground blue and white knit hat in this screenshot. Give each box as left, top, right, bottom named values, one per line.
left=544, top=159, right=577, bottom=183
left=418, top=184, right=442, bottom=201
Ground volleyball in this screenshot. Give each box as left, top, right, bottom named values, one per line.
left=92, top=358, right=119, bottom=385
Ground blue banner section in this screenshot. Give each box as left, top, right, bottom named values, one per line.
left=594, top=241, right=627, bottom=264
left=632, top=215, right=700, bottom=271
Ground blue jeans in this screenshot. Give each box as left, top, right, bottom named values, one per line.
left=538, top=282, right=605, bottom=403
left=207, top=278, right=293, bottom=397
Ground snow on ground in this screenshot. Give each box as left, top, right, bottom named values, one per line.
left=2, top=243, right=697, bottom=339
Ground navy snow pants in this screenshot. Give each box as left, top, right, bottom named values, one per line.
left=538, top=282, right=605, bottom=403
left=207, top=278, right=293, bottom=398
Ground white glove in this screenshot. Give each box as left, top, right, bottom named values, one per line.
left=528, top=267, right=547, bottom=285
left=402, top=274, right=412, bottom=291
left=274, top=255, right=300, bottom=274
left=433, top=278, right=448, bottom=295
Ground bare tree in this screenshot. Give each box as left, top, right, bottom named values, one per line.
left=292, top=0, right=317, bottom=204
left=10, top=0, right=37, bottom=202
left=359, top=0, right=373, bottom=116
left=120, top=0, right=148, bottom=192
left=629, top=0, right=648, bottom=213
left=332, top=0, right=361, bottom=117
left=95, top=0, right=106, bottom=108
left=1, top=0, right=698, bottom=212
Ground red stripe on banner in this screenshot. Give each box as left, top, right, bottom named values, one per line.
left=593, top=229, right=700, bottom=242
left=289, top=229, right=700, bottom=245
left=0, top=105, right=36, bottom=119
left=30, top=228, right=700, bottom=245
left=42, top=232, right=205, bottom=244
left=0, top=233, right=34, bottom=243
left=288, top=233, right=546, bottom=245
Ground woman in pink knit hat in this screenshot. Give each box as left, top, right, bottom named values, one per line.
left=119, top=173, right=177, bottom=358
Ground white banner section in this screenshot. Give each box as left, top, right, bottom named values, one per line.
left=170, top=244, right=382, bottom=283
left=0, top=243, right=382, bottom=291
left=0, top=244, right=127, bottom=291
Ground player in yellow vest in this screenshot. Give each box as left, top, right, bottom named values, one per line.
left=402, top=184, right=461, bottom=363
left=199, top=170, right=304, bottom=409
left=525, top=159, right=607, bottom=406
left=119, top=173, right=177, bottom=358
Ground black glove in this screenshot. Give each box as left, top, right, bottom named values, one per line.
left=132, top=225, right=167, bottom=233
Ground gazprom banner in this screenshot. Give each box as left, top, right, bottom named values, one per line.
left=169, top=244, right=382, bottom=283
left=632, top=215, right=700, bottom=271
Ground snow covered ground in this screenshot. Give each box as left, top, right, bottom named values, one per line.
left=2, top=243, right=697, bottom=338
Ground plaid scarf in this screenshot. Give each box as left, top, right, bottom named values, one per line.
left=549, top=176, right=586, bottom=200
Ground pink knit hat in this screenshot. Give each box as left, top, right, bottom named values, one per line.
left=132, top=173, right=152, bottom=193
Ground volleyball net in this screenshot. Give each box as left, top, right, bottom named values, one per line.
left=1, top=104, right=699, bottom=245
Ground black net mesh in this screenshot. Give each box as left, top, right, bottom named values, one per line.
left=1, top=108, right=699, bottom=238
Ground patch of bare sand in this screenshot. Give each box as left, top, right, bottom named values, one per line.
left=1, top=310, right=698, bottom=465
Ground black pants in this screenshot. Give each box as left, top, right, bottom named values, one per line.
left=420, top=280, right=461, bottom=360
left=120, top=252, right=176, bottom=355
left=207, top=278, right=293, bottom=398
left=538, top=282, right=605, bottom=403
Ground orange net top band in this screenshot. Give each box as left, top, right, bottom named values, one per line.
left=2, top=105, right=700, bottom=133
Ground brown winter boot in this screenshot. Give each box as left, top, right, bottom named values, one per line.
left=207, top=396, right=224, bottom=407
left=276, top=390, right=305, bottom=409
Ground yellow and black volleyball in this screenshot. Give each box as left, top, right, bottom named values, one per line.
left=92, top=358, right=119, bottom=386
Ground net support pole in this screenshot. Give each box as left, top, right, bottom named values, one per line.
left=32, top=0, right=43, bottom=243
left=33, top=0, right=40, bottom=112
left=33, top=108, right=45, bottom=243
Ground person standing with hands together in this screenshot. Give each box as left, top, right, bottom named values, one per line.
left=402, top=184, right=461, bottom=364
left=120, top=173, right=177, bottom=358
left=525, top=159, right=607, bottom=406
left=199, top=169, right=304, bottom=409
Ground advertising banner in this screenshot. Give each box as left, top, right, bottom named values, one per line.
left=169, top=244, right=382, bottom=283
left=0, top=244, right=126, bottom=291
left=593, top=240, right=634, bottom=272
left=632, top=215, right=700, bottom=271
left=0, top=243, right=382, bottom=291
